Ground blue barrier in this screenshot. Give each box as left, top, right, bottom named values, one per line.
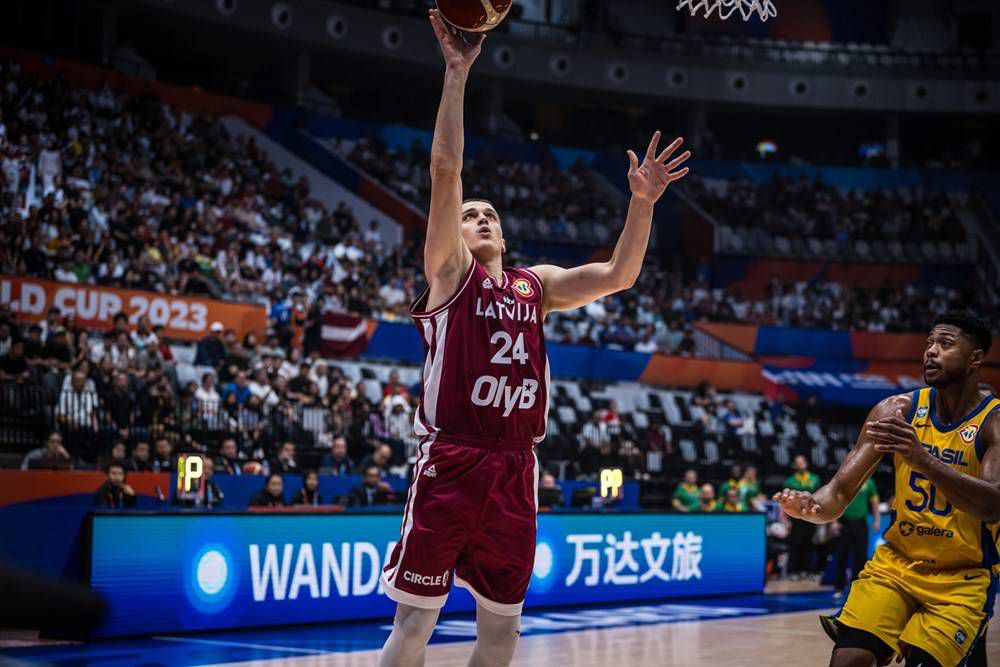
left=550, top=481, right=640, bottom=510
left=364, top=320, right=654, bottom=383
left=755, top=326, right=853, bottom=359
left=87, top=511, right=765, bottom=637
left=363, top=320, right=425, bottom=363
left=0, top=476, right=640, bottom=586
left=211, top=474, right=409, bottom=509
left=547, top=343, right=653, bottom=382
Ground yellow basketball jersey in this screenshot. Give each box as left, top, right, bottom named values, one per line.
left=883, top=387, right=1000, bottom=569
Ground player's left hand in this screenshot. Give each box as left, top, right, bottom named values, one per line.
left=627, top=132, right=691, bottom=204
left=866, top=409, right=931, bottom=471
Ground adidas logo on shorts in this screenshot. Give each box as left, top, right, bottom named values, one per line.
left=423, top=464, right=438, bottom=479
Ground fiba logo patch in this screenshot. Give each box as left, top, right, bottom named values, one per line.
left=959, top=424, right=978, bottom=444
left=916, top=406, right=928, bottom=419
left=512, top=278, right=534, bottom=299
left=955, top=630, right=967, bottom=645
left=898, top=521, right=915, bottom=537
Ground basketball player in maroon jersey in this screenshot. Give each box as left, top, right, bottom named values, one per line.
left=377, top=10, right=691, bottom=667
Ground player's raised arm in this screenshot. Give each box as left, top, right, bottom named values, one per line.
left=423, top=9, right=481, bottom=299
left=530, top=132, right=690, bottom=315
left=774, top=393, right=911, bottom=524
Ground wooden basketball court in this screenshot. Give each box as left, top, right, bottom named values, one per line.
left=196, top=607, right=999, bottom=667
left=4, top=589, right=997, bottom=666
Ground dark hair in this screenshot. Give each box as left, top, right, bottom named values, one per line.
left=106, top=461, right=125, bottom=474
left=303, top=469, right=319, bottom=481
left=933, top=313, right=992, bottom=354
left=462, top=197, right=498, bottom=211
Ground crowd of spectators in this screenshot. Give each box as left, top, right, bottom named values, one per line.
left=0, top=61, right=420, bottom=322
left=0, top=58, right=995, bottom=489
left=2, top=58, right=993, bottom=352
left=1, top=294, right=426, bottom=487
left=688, top=173, right=966, bottom=247
left=344, top=136, right=624, bottom=246
left=543, top=267, right=996, bottom=350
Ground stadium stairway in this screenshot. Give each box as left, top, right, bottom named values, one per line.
left=219, top=116, right=404, bottom=248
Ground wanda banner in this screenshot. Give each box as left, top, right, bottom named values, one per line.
left=0, top=275, right=266, bottom=341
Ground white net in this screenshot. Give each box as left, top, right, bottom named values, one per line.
left=676, top=0, right=777, bottom=22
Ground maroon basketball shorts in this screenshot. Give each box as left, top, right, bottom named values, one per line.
left=381, top=436, right=539, bottom=616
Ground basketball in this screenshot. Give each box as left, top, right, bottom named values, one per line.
left=436, top=0, right=513, bottom=32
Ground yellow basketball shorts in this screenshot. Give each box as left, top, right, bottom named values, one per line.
left=829, top=546, right=997, bottom=666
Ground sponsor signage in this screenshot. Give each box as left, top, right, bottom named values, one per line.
left=0, top=275, right=266, bottom=341
left=88, top=512, right=764, bottom=637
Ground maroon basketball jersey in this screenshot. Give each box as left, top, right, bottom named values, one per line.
left=410, top=259, right=549, bottom=448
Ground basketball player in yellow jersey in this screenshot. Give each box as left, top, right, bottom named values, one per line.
left=775, top=313, right=1000, bottom=667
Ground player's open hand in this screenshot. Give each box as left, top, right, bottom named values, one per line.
left=627, top=132, right=691, bottom=204
left=773, top=488, right=822, bottom=520
left=866, top=409, right=930, bottom=470
left=429, top=9, right=485, bottom=72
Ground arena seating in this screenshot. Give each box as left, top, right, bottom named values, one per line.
left=0, top=53, right=984, bottom=495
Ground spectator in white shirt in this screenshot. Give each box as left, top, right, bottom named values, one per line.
left=130, top=315, right=157, bottom=351
left=578, top=411, right=609, bottom=477
left=378, top=276, right=407, bottom=309
left=194, top=372, right=221, bottom=412
left=38, top=138, right=61, bottom=194
left=309, top=361, right=329, bottom=398
left=56, top=370, right=99, bottom=431
left=53, top=258, right=78, bottom=284
left=363, top=220, right=381, bottom=244
left=383, top=394, right=417, bottom=463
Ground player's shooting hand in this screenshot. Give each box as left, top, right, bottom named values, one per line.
left=627, top=132, right=691, bottom=204
left=772, top=488, right=822, bottom=520
left=429, top=9, right=485, bottom=72
left=122, top=484, right=135, bottom=496
left=866, top=409, right=930, bottom=471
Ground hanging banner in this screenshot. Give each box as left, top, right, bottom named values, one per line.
left=0, top=275, right=266, bottom=342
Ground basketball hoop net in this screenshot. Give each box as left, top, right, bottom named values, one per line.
left=676, top=0, right=777, bottom=22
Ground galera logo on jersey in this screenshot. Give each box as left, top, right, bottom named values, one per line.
left=897, top=521, right=954, bottom=539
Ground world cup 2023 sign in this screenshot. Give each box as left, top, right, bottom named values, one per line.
left=0, top=275, right=266, bottom=341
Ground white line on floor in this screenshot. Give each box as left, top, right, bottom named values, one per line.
left=153, top=636, right=330, bottom=655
